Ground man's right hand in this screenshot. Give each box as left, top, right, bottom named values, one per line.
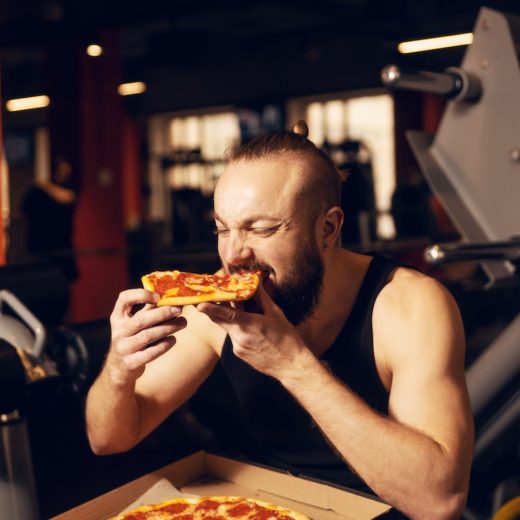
left=107, top=289, right=187, bottom=386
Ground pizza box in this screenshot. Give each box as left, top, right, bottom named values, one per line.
left=51, top=450, right=391, bottom=520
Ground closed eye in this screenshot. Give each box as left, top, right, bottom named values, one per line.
left=250, top=226, right=278, bottom=237
left=213, top=227, right=230, bottom=237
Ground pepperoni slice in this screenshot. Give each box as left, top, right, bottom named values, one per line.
left=227, top=502, right=253, bottom=517
left=195, top=499, right=221, bottom=511
left=158, top=502, right=189, bottom=514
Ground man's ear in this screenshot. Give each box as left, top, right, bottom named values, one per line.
left=319, top=206, right=344, bottom=250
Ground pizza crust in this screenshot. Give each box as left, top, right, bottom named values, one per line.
left=157, top=290, right=251, bottom=307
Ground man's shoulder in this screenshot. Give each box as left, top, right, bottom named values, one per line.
left=380, top=266, right=453, bottom=311
left=373, top=266, right=464, bottom=364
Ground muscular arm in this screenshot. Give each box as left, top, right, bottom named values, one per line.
left=199, top=277, right=473, bottom=519
left=85, top=291, right=222, bottom=455
left=287, top=277, right=472, bottom=519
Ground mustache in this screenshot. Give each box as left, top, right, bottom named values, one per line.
left=228, top=261, right=274, bottom=276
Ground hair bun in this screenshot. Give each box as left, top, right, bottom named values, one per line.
left=291, top=120, right=309, bottom=138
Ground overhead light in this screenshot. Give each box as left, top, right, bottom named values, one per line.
left=398, top=32, right=473, bottom=54
left=118, top=82, right=147, bottom=96
left=6, top=95, right=50, bottom=112
left=86, top=44, right=103, bottom=57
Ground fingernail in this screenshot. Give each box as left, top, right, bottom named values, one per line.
left=153, top=293, right=160, bottom=302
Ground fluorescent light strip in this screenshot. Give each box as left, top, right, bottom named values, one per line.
left=398, top=32, right=473, bottom=54
left=118, top=82, right=147, bottom=96
left=6, top=95, right=50, bottom=112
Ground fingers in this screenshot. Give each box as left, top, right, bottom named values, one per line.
left=110, top=289, right=186, bottom=354
left=107, top=289, right=188, bottom=383
left=126, top=305, right=183, bottom=336
left=111, top=290, right=182, bottom=331
left=110, top=309, right=187, bottom=375
left=197, top=302, right=239, bottom=322
left=253, top=282, right=270, bottom=311
left=253, top=282, right=284, bottom=318
left=131, top=316, right=187, bottom=350
left=139, top=303, right=156, bottom=312
left=197, top=284, right=277, bottom=326
left=114, top=312, right=186, bottom=352
left=136, top=312, right=185, bottom=340
left=119, top=335, right=178, bottom=371
left=197, top=303, right=253, bottom=340
left=112, top=289, right=159, bottom=319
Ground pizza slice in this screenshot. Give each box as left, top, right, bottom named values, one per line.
left=141, top=270, right=262, bottom=306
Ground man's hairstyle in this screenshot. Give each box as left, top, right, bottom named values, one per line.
left=225, top=121, right=346, bottom=218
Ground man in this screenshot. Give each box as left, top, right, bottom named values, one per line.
left=86, top=123, right=474, bottom=519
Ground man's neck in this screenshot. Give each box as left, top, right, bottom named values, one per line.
left=297, top=248, right=372, bottom=356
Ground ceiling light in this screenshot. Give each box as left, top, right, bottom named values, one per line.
left=6, top=95, right=50, bottom=112
left=118, top=82, right=147, bottom=96
left=86, top=44, right=103, bottom=57
left=398, top=32, right=473, bottom=54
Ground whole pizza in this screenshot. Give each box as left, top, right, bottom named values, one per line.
left=111, top=495, right=311, bottom=519
left=141, top=270, right=262, bottom=306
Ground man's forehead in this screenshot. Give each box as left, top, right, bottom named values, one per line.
left=213, top=158, right=307, bottom=221
left=217, top=159, right=306, bottom=200
left=220, top=157, right=305, bottom=185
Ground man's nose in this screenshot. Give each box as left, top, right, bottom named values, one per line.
left=222, top=231, right=254, bottom=266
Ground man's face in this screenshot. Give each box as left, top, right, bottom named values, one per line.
left=55, top=160, right=72, bottom=185
left=214, top=158, right=324, bottom=324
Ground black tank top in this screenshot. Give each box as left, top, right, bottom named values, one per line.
left=218, top=254, right=399, bottom=489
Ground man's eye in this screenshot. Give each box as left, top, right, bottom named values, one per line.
left=214, top=228, right=229, bottom=236
left=251, top=227, right=276, bottom=237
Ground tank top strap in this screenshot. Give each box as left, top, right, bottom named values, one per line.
left=322, top=253, right=402, bottom=414
left=350, top=253, right=401, bottom=322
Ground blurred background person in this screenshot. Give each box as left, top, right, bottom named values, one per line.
left=22, top=155, right=78, bottom=282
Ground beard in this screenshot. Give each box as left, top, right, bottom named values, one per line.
left=228, top=237, right=324, bottom=325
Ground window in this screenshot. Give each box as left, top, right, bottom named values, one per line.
left=290, top=92, right=396, bottom=240
left=148, top=109, right=240, bottom=244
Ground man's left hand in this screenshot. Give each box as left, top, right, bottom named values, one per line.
left=197, top=283, right=309, bottom=378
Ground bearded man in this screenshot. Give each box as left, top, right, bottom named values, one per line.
left=86, top=122, right=473, bottom=519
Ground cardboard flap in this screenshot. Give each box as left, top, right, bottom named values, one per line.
left=153, top=450, right=206, bottom=487
left=120, top=478, right=197, bottom=513
left=205, top=453, right=390, bottom=518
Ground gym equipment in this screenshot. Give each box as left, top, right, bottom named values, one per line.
left=383, top=6, right=520, bottom=517
left=0, top=261, right=111, bottom=518
left=0, top=290, right=49, bottom=520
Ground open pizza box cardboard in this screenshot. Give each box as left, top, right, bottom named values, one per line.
left=51, top=450, right=391, bottom=519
